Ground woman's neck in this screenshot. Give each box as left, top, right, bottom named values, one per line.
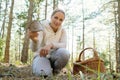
left=49, top=23, right=57, bottom=32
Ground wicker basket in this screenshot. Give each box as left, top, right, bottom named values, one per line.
left=73, top=47, right=106, bottom=75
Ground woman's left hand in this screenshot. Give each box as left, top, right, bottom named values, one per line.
left=40, top=44, right=53, bottom=57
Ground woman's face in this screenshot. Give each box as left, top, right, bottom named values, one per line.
left=50, top=12, right=65, bottom=32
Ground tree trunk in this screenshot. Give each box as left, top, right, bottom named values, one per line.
left=45, top=0, right=48, bottom=19
left=114, top=1, right=119, bottom=72
left=82, top=0, right=85, bottom=60
left=21, top=0, right=34, bottom=63
left=0, top=0, right=8, bottom=38
left=117, top=0, right=120, bottom=72
left=53, top=0, right=58, bottom=10
left=4, top=0, right=14, bottom=63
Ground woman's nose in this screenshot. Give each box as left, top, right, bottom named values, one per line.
left=56, top=20, right=61, bottom=24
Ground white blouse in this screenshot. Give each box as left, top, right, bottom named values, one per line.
left=30, top=20, right=67, bottom=55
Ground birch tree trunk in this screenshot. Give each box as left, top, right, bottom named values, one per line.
left=21, top=0, right=34, bottom=63
left=4, top=0, right=14, bottom=63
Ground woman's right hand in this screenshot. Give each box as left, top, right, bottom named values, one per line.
left=28, top=30, right=39, bottom=43
left=40, top=44, right=53, bottom=57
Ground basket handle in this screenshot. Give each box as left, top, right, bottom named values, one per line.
left=78, top=47, right=99, bottom=61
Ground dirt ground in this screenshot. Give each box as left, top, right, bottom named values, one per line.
left=0, top=63, right=81, bottom=80
left=0, top=63, right=119, bottom=80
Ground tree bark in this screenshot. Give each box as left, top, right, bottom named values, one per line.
left=4, top=0, right=14, bottom=63
left=114, top=1, right=119, bottom=72
left=117, top=0, right=120, bottom=72
left=21, top=0, right=34, bottom=63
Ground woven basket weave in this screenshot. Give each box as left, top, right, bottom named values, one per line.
left=73, top=47, right=106, bottom=75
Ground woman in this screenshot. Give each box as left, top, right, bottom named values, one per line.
left=29, top=8, right=70, bottom=77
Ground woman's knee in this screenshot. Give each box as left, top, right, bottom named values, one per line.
left=56, top=48, right=70, bottom=60
left=32, top=56, right=52, bottom=76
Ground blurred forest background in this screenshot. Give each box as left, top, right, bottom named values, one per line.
left=0, top=0, right=120, bottom=74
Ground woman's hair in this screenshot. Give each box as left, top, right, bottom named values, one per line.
left=51, top=8, right=65, bottom=18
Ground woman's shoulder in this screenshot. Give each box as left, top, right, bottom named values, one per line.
left=61, top=28, right=66, bottom=32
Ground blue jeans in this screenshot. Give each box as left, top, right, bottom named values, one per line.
left=32, top=48, right=70, bottom=76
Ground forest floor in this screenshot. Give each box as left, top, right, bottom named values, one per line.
left=0, top=63, right=81, bottom=80
left=0, top=63, right=120, bottom=80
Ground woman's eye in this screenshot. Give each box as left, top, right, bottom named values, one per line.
left=54, top=16, right=58, bottom=19
left=60, top=19, right=63, bottom=22
left=54, top=16, right=63, bottom=22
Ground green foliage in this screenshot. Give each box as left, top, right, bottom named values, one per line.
left=14, top=60, right=23, bottom=65
left=99, top=52, right=110, bottom=66
left=15, top=11, right=28, bottom=34
left=34, top=0, right=44, bottom=3
left=0, top=38, right=4, bottom=54
left=0, top=38, right=4, bottom=60
left=16, top=12, right=27, bottom=20
left=66, top=64, right=72, bottom=80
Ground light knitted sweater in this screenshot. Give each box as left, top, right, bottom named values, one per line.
left=30, top=20, right=67, bottom=56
